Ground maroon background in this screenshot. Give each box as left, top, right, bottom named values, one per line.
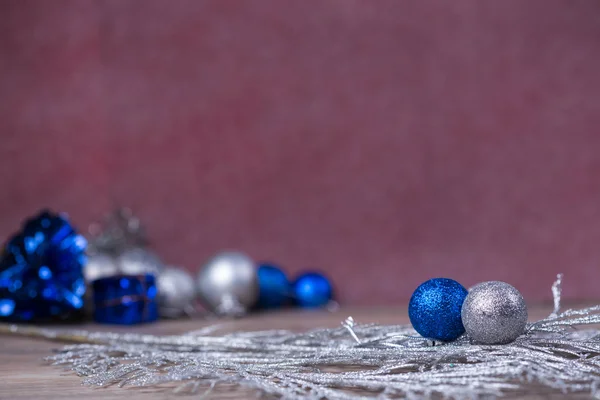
left=1, top=0, right=600, bottom=305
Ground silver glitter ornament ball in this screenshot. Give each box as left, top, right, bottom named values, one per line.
left=196, top=251, right=259, bottom=315
left=157, top=267, right=196, bottom=317
left=462, top=281, right=528, bottom=344
left=116, top=247, right=165, bottom=276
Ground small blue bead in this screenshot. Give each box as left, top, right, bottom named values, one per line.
left=257, top=263, right=290, bottom=309
left=0, top=299, right=15, bottom=316
left=93, top=274, right=158, bottom=325
left=408, top=278, right=468, bottom=341
left=293, top=272, right=333, bottom=308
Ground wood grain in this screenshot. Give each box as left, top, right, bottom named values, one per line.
left=0, top=306, right=590, bottom=399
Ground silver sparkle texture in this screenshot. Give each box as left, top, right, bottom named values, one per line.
left=9, top=274, right=600, bottom=399
left=156, top=266, right=196, bottom=317
left=87, top=208, right=149, bottom=255
left=85, top=208, right=163, bottom=281
left=462, top=281, right=528, bottom=344
left=196, top=251, right=258, bottom=315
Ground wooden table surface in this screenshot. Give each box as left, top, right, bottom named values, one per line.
left=0, top=305, right=590, bottom=400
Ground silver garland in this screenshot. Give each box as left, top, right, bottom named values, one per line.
left=17, top=274, right=600, bottom=398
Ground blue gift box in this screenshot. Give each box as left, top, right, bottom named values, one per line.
left=93, top=274, right=158, bottom=324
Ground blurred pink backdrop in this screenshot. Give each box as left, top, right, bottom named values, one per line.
left=1, top=0, right=600, bottom=305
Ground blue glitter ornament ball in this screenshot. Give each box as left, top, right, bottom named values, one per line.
left=0, top=210, right=87, bottom=322
left=408, top=278, right=468, bottom=341
left=257, top=263, right=290, bottom=309
left=293, top=272, right=333, bottom=308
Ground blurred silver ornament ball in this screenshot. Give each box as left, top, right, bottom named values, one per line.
left=84, top=252, right=119, bottom=283
left=116, top=247, right=165, bottom=276
left=461, top=281, right=528, bottom=344
left=157, top=267, right=196, bottom=317
left=196, top=251, right=259, bottom=315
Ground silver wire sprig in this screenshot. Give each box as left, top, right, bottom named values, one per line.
left=6, top=274, right=600, bottom=398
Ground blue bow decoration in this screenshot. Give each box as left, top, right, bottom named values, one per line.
left=0, top=210, right=87, bottom=322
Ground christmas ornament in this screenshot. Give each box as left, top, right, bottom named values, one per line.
left=408, top=278, right=468, bottom=341
left=256, top=263, right=290, bottom=309
left=293, top=271, right=333, bottom=308
left=6, top=274, right=600, bottom=398
left=85, top=208, right=163, bottom=282
left=462, top=280, right=527, bottom=344
left=196, top=251, right=259, bottom=315
left=156, top=266, right=196, bottom=317
left=116, top=247, right=164, bottom=276
left=87, top=208, right=148, bottom=255
left=82, top=253, right=118, bottom=283
left=0, top=210, right=87, bottom=322
left=92, top=274, right=158, bottom=324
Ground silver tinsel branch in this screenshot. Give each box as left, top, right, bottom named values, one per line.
left=16, top=274, right=600, bottom=398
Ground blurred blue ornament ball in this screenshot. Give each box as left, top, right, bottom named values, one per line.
left=257, top=263, right=290, bottom=309
left=408, top=278, right=468, bottom=341
left=293, top=272, right=333, bottom=308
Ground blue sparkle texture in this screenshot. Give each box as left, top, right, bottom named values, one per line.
left=293, top=272, right=333, bottom=308
left=257, top=263, right=290, bottom=309
left=93, top=274, right=158, bottom=325
left=0, top=210, right=87, bottom=322
left=408, top=278, right=468, bottom=341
